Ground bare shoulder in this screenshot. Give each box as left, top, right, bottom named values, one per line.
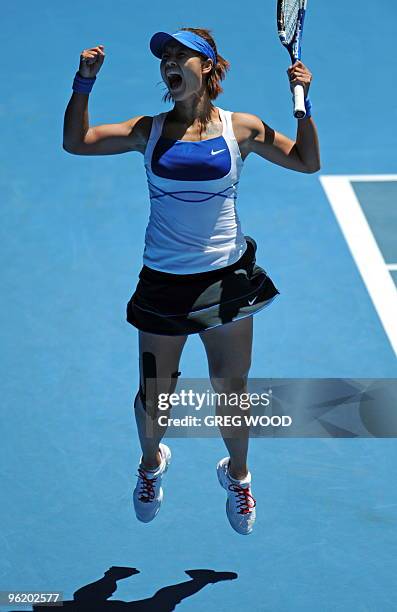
left=231, top=112, right=266, bottom=138
left=231, top=112, right=269, bottom=159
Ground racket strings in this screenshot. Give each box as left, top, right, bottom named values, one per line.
left=278, top=0, right=301, bottom=44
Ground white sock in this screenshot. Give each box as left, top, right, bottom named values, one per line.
left=227, top=461, right=250, bottom=485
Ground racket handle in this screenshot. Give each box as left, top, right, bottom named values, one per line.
left=293, top=84, right=306, bottom=119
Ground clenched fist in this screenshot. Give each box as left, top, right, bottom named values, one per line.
left=287, top=60, right=312, bottom=98
left=79, top=45, right=105, bottom=78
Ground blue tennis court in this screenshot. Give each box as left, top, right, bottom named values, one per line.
left=1, top=1, right=397, bottom=610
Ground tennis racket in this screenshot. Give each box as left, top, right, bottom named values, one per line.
left=277, top=0, right=308, bottom=118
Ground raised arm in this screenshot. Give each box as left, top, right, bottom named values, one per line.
left=235, top=61, right=320, bottom=173
left=63, top=45, right=151, bottom=156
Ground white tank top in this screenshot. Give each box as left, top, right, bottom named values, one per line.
left=142, top=106, right=247, bottom=274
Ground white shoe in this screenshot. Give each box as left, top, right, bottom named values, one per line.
left=133, top=443, right=171, bottom=523
left=216, top=457, right=256, bottom=535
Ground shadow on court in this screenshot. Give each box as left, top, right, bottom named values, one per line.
left=13, top=566, right=238, bottom=611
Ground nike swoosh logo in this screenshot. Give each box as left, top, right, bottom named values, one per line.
left=248, top=297, right=257, bottom=306
left=211, top=148, right=226, bottom=155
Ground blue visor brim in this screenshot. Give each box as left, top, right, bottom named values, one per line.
left=149, top=30, right=217, bottom=65
left=150, top=32, right=176, bottom=59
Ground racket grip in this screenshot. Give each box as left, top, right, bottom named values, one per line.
left=293, top=84, right=306, bottom=119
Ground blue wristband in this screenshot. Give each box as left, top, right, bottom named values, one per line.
left=304, top=97, right=312, bottom=118
left=72, top=71, right=96, bottom=94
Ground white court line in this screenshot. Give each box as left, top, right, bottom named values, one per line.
left=320, top=175, right=397, bottom=357
left=325, top=175, right=397, bottom=182
left=387, top=264, right=397, bottom=271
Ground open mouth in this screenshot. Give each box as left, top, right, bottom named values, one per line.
left=167, top=74, right=183, bottom=90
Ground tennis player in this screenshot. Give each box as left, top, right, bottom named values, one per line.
left=63, top=27, right=320, bottom=535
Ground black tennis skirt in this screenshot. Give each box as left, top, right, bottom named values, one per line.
left=126, top=235, right=280, bottom=336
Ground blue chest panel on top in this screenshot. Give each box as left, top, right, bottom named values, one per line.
left=151, top=135, right=231, bottom=181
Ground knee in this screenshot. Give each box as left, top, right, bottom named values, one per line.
left=208, top=353, right=251, bottom=392
left=138, top=368, right=182, bottom=413
left=209, top=371, right=249, bottom=394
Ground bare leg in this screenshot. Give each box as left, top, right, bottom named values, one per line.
left=134, top=330, right=188, bottom=470
left=199, top=317, right=253, bottom=480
